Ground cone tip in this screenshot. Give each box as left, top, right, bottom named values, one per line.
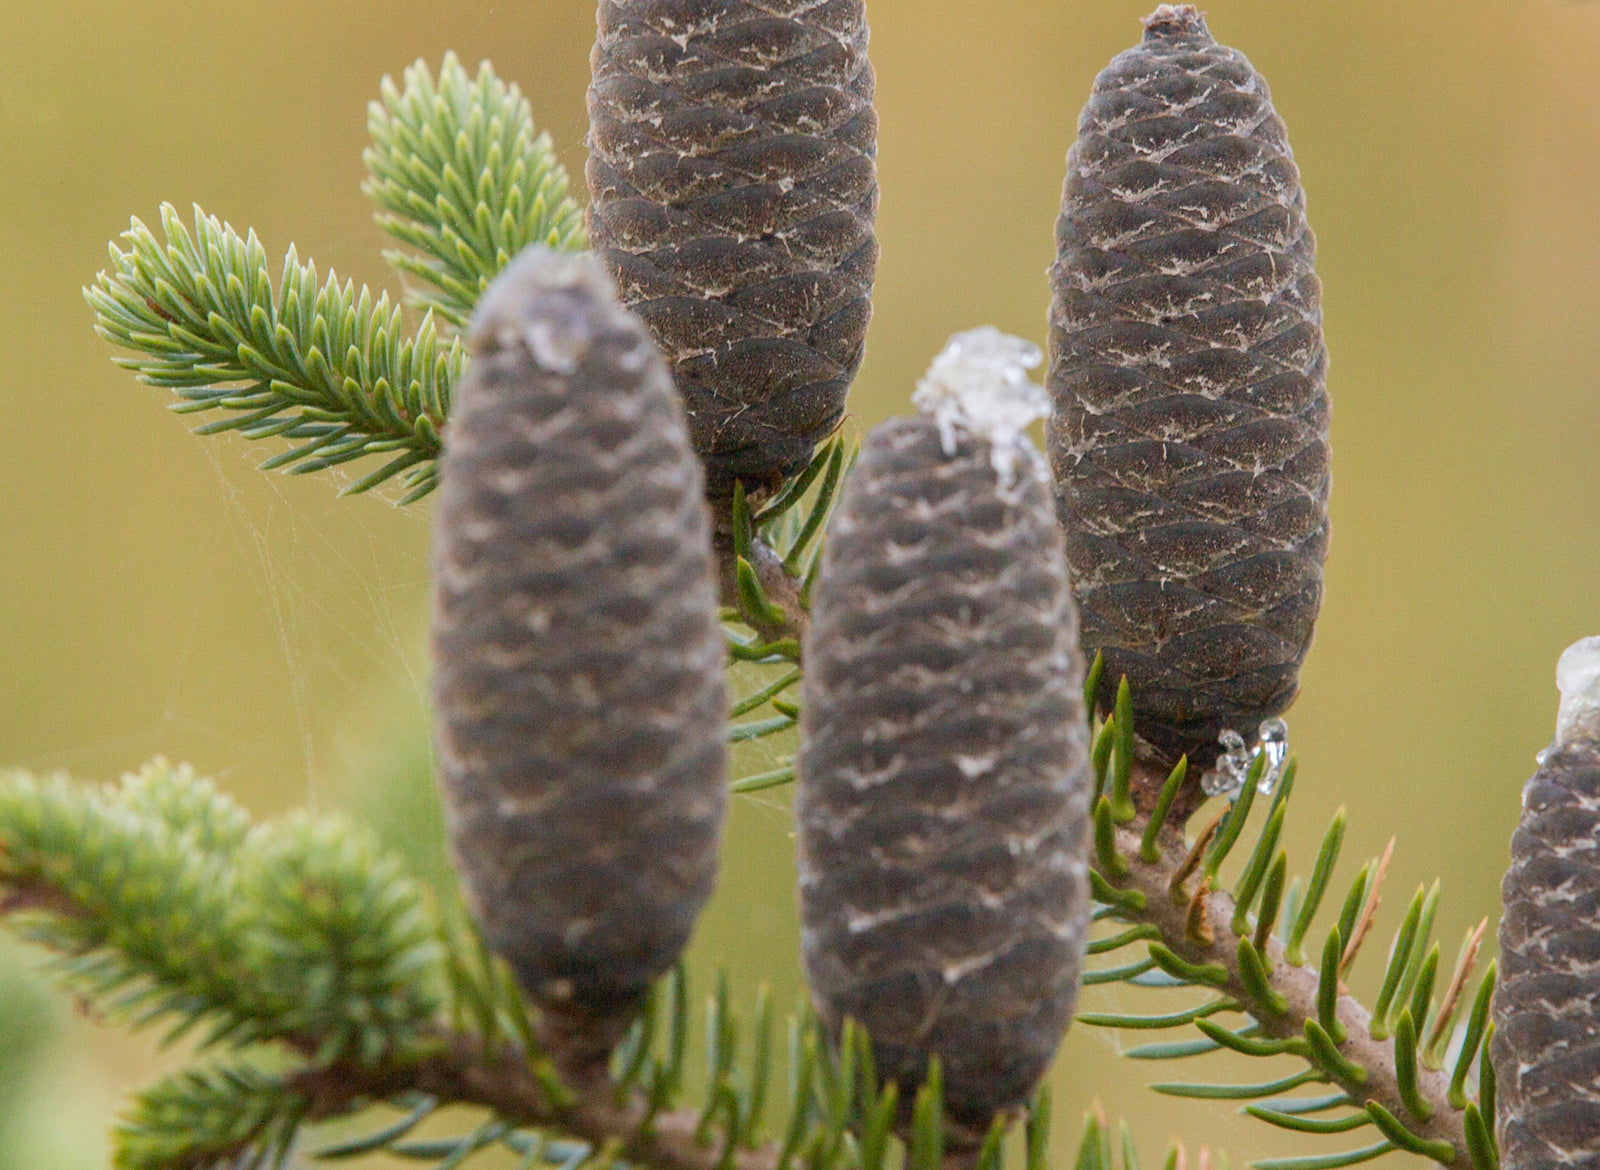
left=1142, top=5, right=1211, bottom=41
left=468, top=246, right=619, bottom=371
left=911, top=327, right=1049, bottom=491
left=1555, top=635, right=1600, bottom=748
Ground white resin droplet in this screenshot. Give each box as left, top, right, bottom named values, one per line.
left=1200, top=718, right=1291, bottom=799
left=1257, top=717, right=1289, bottom=794
left=911, top=327, right=1051, bottom=493
left=1553, top=635, right=1600, bottom=749
left=1201, top=729, right=1250, bottom=797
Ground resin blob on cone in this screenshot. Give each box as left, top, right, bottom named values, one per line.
left=1491, top=637, right=1600, bottom=1168
left=587, top=0, right=879, bottom=500
left=1047, top=5, right=1329, bottom=770
left=430, top=248, right=727, bottom=1068
left=796, top=331, right=1092, bottom=1141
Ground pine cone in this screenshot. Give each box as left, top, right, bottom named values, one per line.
left=587, top=0, right=879, bottom=501
left=1047, top=4, right=1329, bottom=770
left=796, top=337, right=1091, bottom=1141
left=1491, top=640, right=1600, bottom=1168
left=430, top=247, right=727, bottom=1071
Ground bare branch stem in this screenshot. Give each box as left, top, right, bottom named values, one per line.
left=293, top=1033, right=783, bottom=1170
left=714, top=532, right=810, bottom=648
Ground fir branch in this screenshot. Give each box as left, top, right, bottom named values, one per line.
left=115, top=758, right=252, bottom=855
left=113, top=995, right=942, bottom=1170
left=718, top=438, right=855, bottom=662
left=87, top=203, right=459, bottom=501
left=0, top=763, right=1010, bottom=1170
left=238, top=812, right=443, bottom=1066
left=717, top=440, right=857, bottom=800
left=0, top=765, right=441, bottom=1059
left=722, top=537, right=810, bottom=653
left=365, top=53, right=587, bottom=329
left=1079, top=723, right=1495, bottom=1169
left=89, top=56, right=588, bottom=504
left=1069, top=1104, right=1213, bottom=1170
left=115, top=1063, right=307, bottom=1170
left=729, top=672, right=1501, bottom=1166
left=286, top=1031, right=782, bottom=1170
left=285, top=1002, right=965, bottom=1170
left=0, top=767, right=257, bottom=1041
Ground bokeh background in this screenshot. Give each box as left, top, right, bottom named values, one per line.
left=1, top=1, right=1597, bottom=1166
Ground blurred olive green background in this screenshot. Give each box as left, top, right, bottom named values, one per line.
left=1, top=0, right=1597, bottom=1166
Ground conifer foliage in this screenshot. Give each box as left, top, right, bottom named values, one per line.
left=2, top=6, right=1577, bottom=1170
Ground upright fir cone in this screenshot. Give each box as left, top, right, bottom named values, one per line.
left=796, top=331, right=1092, bottom=1144
left=430, top=248, right=727, bottom=1075
left=1047, top=5, right=1330, bottom=772
left=1491, top=636, right=1600, bottom=1169
left=587, top=0, right=879, bottom=501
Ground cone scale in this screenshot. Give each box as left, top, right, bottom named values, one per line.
left=1047, top=5, right=1330, bottom=771
left=587, top=0, right=879, bottom=501
left=429, top=248, right=727, bottom=1071
left=1492, top=637, right=1600, bottom=1169
left=796, top=332, right=1092, bottom=1142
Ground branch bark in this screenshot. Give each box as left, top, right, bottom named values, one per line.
left=714, top=531, right=810, bottom=649
left=293, top=1032, right=783, bottom=1170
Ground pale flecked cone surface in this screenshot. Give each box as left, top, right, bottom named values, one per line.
left=1047, top=5, right=1329, bottom=769
left=795, top=418, right=1091, bottom=1141
left=1491, top=740, right=1600, bottom=1169
left=430, top=248, right=727, bottom=1065
left=587, top=0, right=879, bottom=501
